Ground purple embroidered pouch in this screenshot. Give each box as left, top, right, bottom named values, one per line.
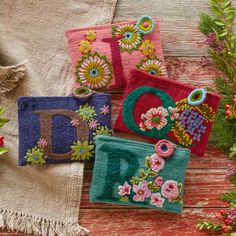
left=18, top=94, right=112, bottom=165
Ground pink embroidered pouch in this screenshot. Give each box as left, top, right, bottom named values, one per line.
left=114, top=69, right=220, bottom=156
left=65, top=16, right=167, bottom=90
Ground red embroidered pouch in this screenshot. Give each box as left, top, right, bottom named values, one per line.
left=65, top=16, right=166, bottom=90
left=114, top=69, right=220, bottom=156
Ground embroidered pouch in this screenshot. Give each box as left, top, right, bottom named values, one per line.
left=65, top=16, right=167, bottom=90
left=114, top=69, right=220, bottom=156
left=18, top=94, right=112, bottom=165
left=90, top=135, right=190, bottom=213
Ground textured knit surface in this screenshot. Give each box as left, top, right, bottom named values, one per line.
left=90, top=135, right=190, bottom=214
left=0, top=0, right=117, bottom=234
left=65, top=18, right=166, bottom=90
left=114, top=69, right=220, bottom=156
left=18, top=95, right=112, bottom=165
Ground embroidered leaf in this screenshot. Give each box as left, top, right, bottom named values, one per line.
left=148, top=181, right=159, bottom=192
left=140, top=169, right=146, bottom=177
left=119, top=196, right=129, bottom=202
left=144, top=156, right=151, bottom=168
left=149, top=170, right=158, bottom=177
left=130, top=177, right=140, bottom=185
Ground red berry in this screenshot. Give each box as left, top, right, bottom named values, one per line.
left=226, top=110, right=232, bottom=116
left=220, top=209, right=226, bottom=215
left=226, top=104, right=231, bottom=109
left=224, top=218, right=230, bottom=225
left=222, top=225, right=228, bottom=232
left=233, top=98, right=236, bottom=104
left=0, top=136, right=4, bottom=147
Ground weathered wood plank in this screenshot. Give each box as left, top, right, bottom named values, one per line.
left=81, top=169, right=232, bottom=208
left=79, top=208, right=224, bottom=236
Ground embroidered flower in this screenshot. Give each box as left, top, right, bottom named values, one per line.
left=161, top=180, right=179, bottom=200
left=73, top=86, right=93, bottom=99
left=112, top=23, right=142, bottom=53
left=140, top=106, right=168, bottom=130
left=150, top=193, right=165, bottom=208
left=93, top=126, right=112, bottom=139
left=25, top=147, right=46, bottom=165
left=118, top=181, right=131, bottom=196
left=133, top=180, right=151, bottom=202
left=155, top=139, right=175, bottom=158
left=71, top=141, right=94, bottom=160
left=154, top=176, right=164, bottom=187
left=100, top=105, right=110, bottom=115
left=187, top=88, right=207, bottom=106
left=70, top=118, right=81, bottom=127
left=85, top=30, right=96, bottom=42
left=139, top=40, right=155, bottom=56
left=37, top=138, right=48, bottom=149
left=76, top=52, right=112, bottom=89
left=88, top=119, right=100, bottom=130
left=150, top=153, right=165, bottom=172
left=137, top=57, right=166, bottom=76
left=168, top=106, right=179, bottom=120
left=78, top=40, right=92, bottom=54
left=139, top=120, right=147, bottom=131
left=226, top=163, right=236, bottom=177
left=135, top=15, right=155, bottom=34
left=0, top=136, right=4, bottom=147
left=77, top=104, right=96, bottom=121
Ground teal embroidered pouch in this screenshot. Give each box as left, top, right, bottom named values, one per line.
left=90, top=135, right=190, bottom=214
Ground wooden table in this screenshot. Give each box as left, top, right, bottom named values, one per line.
left=3, top=0, right=234, bottom=235
left=79, top=1, right=233, bottom=235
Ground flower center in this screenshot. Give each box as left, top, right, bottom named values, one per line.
left=169, top=184, right=174, bottom=189
left=152, top=116, right=161, bottom=123
left=80, top=148, right=85, bottom=153
left=124, top=31, right=132, bottom=39
left=161, top=144, right=168, bottom=152
left=155, top=160, right=161, bottom=166
left=149, top=69, right=157, bottom=75
left=138, top=189, right=144, bottom=195
left=90, top=68, right=99, bottom=78
left=33, top=155, right=39, bottom=160
left=84, top=111, right=90, bottom=116
left=142, top=22, right=149, bottom=28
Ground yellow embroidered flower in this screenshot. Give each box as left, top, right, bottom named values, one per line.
left=85, top=30, right=96, bottom=42
left=140, top=40, right=155, bottom=56
left=79, top=40, right=92, bottom=54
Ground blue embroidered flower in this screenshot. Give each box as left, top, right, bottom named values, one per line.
left=187, top=88, right=207, bottom=106
left=135, top=15, right=155, bottom=34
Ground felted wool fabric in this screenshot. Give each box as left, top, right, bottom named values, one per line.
left=65, top=17, right=167, bottom=90
left=90, top=135, right=190, bottom=214
left=18, top=94, right=112, bottom=165
left=114, top=69, right=220, bottom=156
left=0, top=0, right=117, bottom=235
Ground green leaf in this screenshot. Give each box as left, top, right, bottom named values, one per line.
left=0, top=107, right=5, bottom=115
left=0, top=147, right=9, bottom=155
left=219, top=30, right=228, bottom=37
left=222, top=0, right=231, bottom=9
left=212, top=5, right=223, bottom=16
left=140, top=169, right=146, bottom=177
left=214, top=20, right=225, bottom=26
left=220, top=190, right=236, bottom=203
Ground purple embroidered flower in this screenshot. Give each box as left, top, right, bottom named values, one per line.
left=150, top=154, right=165, bottom=172
left=154, top=176, right=164, bottom=187
left=118, top=181, right=131, bottom=196
left=205, top=32, right=216, bottom=46
left=133, top=180, right=151, bottom=202
left=150, top=193, right=165, bottom=207
left=100, top=105, right=110, bottom=115
left=226, top=163, right=236, bottom=177
left=227, top=208, right=236, bottom=225
left=70, top=118, right=80, bottom=127
left=88, top=119, right=100, bottom=130
left=37, top=138, right=47, bottom=149
left=214, top=41, right=225, bottom=54
left=161, top=180, right=179, bottom=200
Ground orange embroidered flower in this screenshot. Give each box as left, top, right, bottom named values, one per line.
left=140, top=40, right=155, bottom=56
left=79, top=40, right=92, bottom=54
left=85, top=30, right=96, bottom=42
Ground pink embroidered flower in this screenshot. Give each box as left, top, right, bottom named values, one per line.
left=150, top=193, right=165, bottom=208
left=118, top=181, right=131, bottom=196
left=100, top=105, right=110, bottom=115
left=226, top=163, right=236, bottom=177
left=154, top=176, right=164, bottom=187
left=88, top=119, right=100, bottom=130
left=133, top=180, right=151, bottom=202
left=37, top=138, right=47, bottom=148
left=70, top=118, right=80, bottom=127
left=150, top=154, right=165, bottom=172
left=142, top=107, right=168, bottom=130
left=155, top=139, right=175, bottom=158
left=139, top=120, right=147, bottom=131
left=168, top=106, right=179, bottom=121
left=161, top=180, right=179, bottom=200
